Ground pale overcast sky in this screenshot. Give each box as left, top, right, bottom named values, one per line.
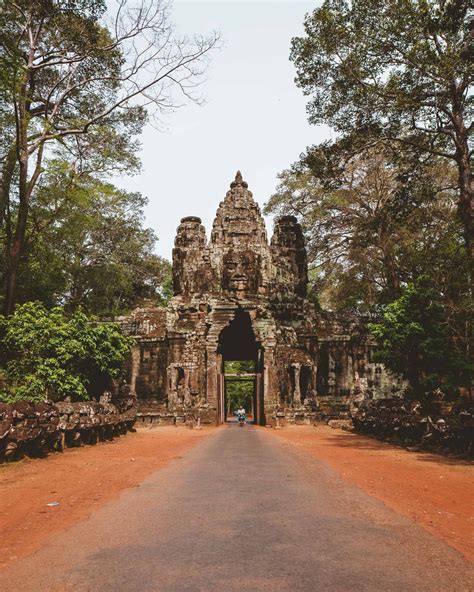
left=115, top=1, right=329, bottom=260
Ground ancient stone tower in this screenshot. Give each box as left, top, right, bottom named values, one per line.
left=121, top=172, right=397, bottom=424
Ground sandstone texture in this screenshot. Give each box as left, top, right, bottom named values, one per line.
left=120, top=172, right=401, bottom=425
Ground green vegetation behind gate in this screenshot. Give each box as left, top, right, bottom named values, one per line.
left=224, top=361, right=255, bottom=417
left=226, top=380, right=254, bottom=418
left=224, top=361, right=255, bottom=374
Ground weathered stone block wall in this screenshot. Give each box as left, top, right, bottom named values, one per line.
left=118, top=172, right=402, bottom=425
left=119, top=307, right=169, bottom=408
left=315, top=311, right=402, bottom=399
left=133, top=339, right=168, bottom=401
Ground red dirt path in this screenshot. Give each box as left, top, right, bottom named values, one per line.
left=266, top=424, right=474, bottom=561
left=0, top=426, right=214, bottom=570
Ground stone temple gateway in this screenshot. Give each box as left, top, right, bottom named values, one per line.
left=121, top=172, right=398, bottom=425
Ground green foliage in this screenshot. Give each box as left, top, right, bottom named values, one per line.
left=369, top=276, right=472, bottom=400
left=265, top=150, right=467, bottom=312
left=13, top=160, right=172, bottom=315
left=224, top=360, right=255, bottom=415
left=269, top=0, right=472, bottom=400
left=291, top=0, right=472, bottom=151
left=0, top=301, right=133, bottom=403
left=0, top=0, right=218, bottom=312
left=224, top=360, right=255, bottom=374
left=290, top=0, right=473, bottom=253
left=226, top=379, right=254, bottom=415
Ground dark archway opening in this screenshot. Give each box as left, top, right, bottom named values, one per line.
left=217, top=308, right=264, bottom=424
left=218, top=308, right=258, bottom=361
left=300, top=365, right=311, bottom=402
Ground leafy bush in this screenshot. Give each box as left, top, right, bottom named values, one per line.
left=369, top=276, right=472, bottom=401
left=0, top=302, right=133, bottom=403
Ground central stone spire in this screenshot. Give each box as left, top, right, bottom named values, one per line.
left=208, top=170, right=271, bottom=297
left=230, top=170, right=248, bottom=189
left=210, top=170, right=267, bottom=247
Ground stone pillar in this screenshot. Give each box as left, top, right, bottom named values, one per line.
left=292, top=363, right=302, bottom=405
left=347, top=349, right=354, bottom=392
left=169, top=366, right=177, bottom=392
left=182, top=368, right=191, bottom=406
left=206, top=349, right=220, bottom=424
left=262, top=348, right=276, bottom=425
left=328, top=349, right=336, bottom=395
left=311, top=364, right=317, bottom=393
left=256, top=372, right=263, bottom=424
left=129, top=344, right=141, bottom=396
left=167, top=365, right=178, bottom=409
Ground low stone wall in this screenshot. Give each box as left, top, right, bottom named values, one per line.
left=0, top=398, right=136, bottom=462
left=353, top=399, right=474, bottom=458
left=135, top=402, right=216, bottom=427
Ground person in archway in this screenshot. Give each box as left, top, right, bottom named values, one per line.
left=236, top=405, right=246, bottom=425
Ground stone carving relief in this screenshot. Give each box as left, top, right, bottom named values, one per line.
left=120, top=171, right=399, bottom=425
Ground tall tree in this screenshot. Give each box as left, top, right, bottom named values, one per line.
left=18, top=159, right=172, bottom=315
left=369, top=276, right=472, bottom=400
left=290, top=0, right=473, bottom=258
left=265, top=150, right=465, bottom=311
left=0, top=0, right=218, bottom=313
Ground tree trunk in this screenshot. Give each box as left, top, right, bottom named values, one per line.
left=1, top=143, right=17, bottom=307
left=382, top=252, right=400, bottom=299
left=450, top=90, right=473, bottom=401
left=4, top=140, right=44, bottom=316
left=457, top=159, right=473, bottom=400
left=4, top=86, right=29, bottom=316
left=457, top=150, right=473, bottom=263
left=451, top=88, right=473, bottom=263
left=0, top=143, right=17, bottom=228
left=379, top=227, right=400, bottom=300
left=4, top=167, right=28, bottom=316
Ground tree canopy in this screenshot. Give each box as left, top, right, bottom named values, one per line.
left=16, top=160, right=172, bottom=315
left=266, top=0, right=473, bottom=400
left=265, top=150, right=467, bottom=312
left=369, top=276, right=472, bottom=401
left=0, top=0, right=218, bottom=313
left=291, top=0, right=473, bottom=256
left=0, top=0, right=210, bottom=404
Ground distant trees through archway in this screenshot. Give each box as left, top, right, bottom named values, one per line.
left=218, top=309, right=263, bottom=423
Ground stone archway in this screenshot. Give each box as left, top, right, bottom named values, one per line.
left=216, top=308, right=265, bottom=425
left=121, top=171, right=398, bottom=426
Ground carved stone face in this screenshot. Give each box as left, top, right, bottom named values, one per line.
left=222, top=249, right=259, bottom=293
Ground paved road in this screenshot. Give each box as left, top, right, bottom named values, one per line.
left=2, top=424, right=473, bottom=591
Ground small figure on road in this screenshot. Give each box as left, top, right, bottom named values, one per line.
left=236, top=406, right=246, bottom=425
